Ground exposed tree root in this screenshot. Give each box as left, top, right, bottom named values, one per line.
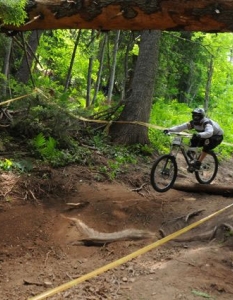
left=159, top=209, right=204, bottom=238
left=61, top=214, right=156, bottom=246
left=210, top=223, right=233, bottom=241
left=159, top=209, right=233, bottom=243
left=174, top=223, right=233, bottom=243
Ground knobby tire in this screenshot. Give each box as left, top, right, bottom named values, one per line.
left=195, top=151, right=218, bottom=184
left=150, top=154, right=178, bottom=193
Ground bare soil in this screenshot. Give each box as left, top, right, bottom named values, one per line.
left=0, top=156, right=233, bottom=300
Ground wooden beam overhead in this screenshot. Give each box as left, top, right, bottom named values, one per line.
left=2, top=0, right=233, bottom=33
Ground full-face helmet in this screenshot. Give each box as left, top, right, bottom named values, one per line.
left=192, top=108, right=205, bottom=124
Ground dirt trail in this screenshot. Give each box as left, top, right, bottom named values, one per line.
left=0, top=162, right=233, bottom=300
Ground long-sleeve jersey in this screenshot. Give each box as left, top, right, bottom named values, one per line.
left=169, top=117, right=223, bottom=139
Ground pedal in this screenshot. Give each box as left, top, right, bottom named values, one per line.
left=187, top=166, right=195, bottom=173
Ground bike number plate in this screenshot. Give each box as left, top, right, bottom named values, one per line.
left=172, top=137, right=182, bottom=145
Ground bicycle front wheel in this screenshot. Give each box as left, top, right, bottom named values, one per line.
left=195, top=151, right=218, bottom=184
left=150, top=155, right=178, bottom=193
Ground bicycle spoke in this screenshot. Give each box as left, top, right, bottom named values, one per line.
left=151, top=155, right=177, bottom=192
left=195, top=152, right=218, bottom=184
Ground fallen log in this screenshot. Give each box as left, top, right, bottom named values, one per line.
left=173, top=182, right=233, bottom=196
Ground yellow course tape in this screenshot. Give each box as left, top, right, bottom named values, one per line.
left=78, top=117, right=165, bottom=130
left=4, top=88, right=233, bottom=146
left=28, top=203, right=233, bottom=300
left=0, top=91, right=36, bottom=107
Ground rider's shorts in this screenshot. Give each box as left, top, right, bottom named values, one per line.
left=191, top=135, right=223, bottom=151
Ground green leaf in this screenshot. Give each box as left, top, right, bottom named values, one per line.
left=33, top=133, right=46, bottom=148
left=191, top=289, right=214, bottom=299
left=0, top=0, right=27, bottom=26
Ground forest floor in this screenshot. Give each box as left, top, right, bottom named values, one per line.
left=0, top=152, right=233, bottom=300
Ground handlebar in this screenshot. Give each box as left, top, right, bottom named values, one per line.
left=164, top=131, right=193, bottom=138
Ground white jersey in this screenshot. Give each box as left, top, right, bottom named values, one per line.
left=169, top=117, right=223, bottom=139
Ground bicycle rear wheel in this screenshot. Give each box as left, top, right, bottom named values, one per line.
left=150, top=155, right=177, bottom=192
left=195, top=151, right=218, bottom=184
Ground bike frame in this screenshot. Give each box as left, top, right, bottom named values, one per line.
left=168, top=133, right=199, bottom=167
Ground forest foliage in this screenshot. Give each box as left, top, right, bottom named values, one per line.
left=0, top=26, right=233, bottom=174
left=0, top=0, right=27, bottom=26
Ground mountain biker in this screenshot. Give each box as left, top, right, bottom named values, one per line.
left=164, top=108, right=224, bottom=170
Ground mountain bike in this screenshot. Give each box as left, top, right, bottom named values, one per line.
left=150, top=132, right=219, bottom=193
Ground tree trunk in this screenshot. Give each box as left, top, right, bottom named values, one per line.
left=87, top=55, right=94, bottom=107
left=16, top=30, right=43, bottom=84
left=2, top=1, right=233, bottom=32
left=1, top=37, right=12, bottom=98
left=86, top=30, right=95, bottom=107
left=107, top=30, right=120, bottom=105
left=92, top=33, right=108, bottom=105
left=64, top=29, right=82, bottom=92
left=110, top=30, right=161, bottom=145
left=177, top=32, right=193, bottom=104
left=121, top=33, right=134, bottom=101
left=204, top=56, right=214, bottom=113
